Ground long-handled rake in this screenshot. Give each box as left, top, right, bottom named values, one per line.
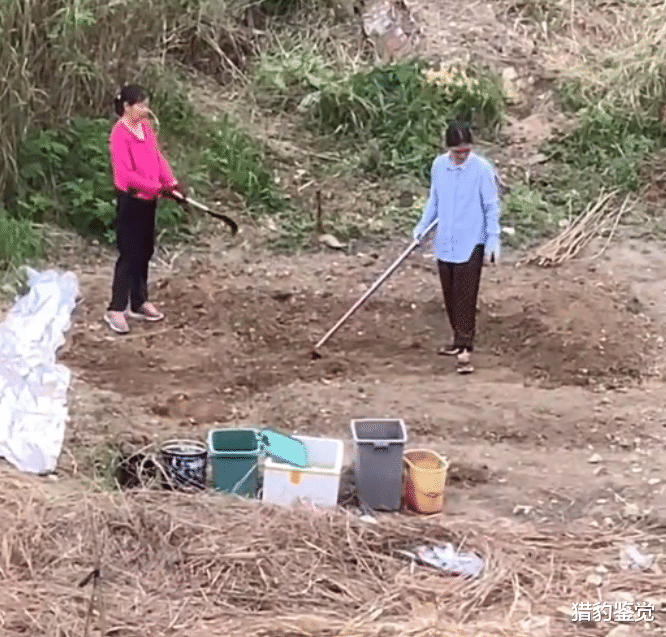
left=310, top=219, right=438, bottom=359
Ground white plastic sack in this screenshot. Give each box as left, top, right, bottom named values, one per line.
left=0, top=267, right=78, bottom=474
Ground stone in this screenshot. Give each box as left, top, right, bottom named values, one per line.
left=318, top=234, right=346, bottom=250
left=606, top=627, right=631, bottom=637
left=622, top=503, right=641, bottom=519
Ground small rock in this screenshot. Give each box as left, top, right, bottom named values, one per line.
left=318, top=233, right=346, bottom=250
left=648, top=478, right=661, bottom=485
left=594, top=466, right=608, bottom=476
left=606, top=627, right=631, bottom=637
left=611, top=591, right=635, bottom=605
left=513, top=505, right=534, bottom=515
left=595, top=565, right=609, bottom=574
left=527, top=153, right=548, bottom=165
left=620, top=544, right=653, bottom=570
left=622, top=503, right=641, bottom=519
left=502, top=67, right=521, bottom=103
left=519, top=615, right=549, bottom=637
left=588, top=453, right=603, bottom=464
left=502, top=66, right=518, bottom=81
left=586, top=573, right=603, bottom=586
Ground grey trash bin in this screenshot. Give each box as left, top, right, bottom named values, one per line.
left=351, top=418, right=407, bottom=511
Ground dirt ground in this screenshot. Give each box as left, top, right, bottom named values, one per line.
left=50, top=222, right=666, bottom=536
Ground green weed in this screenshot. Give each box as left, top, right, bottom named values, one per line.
left=302, top=61, right=505, bottom=181
left=149, top=69, right=288, bottom=212
left=555, top=77, right=589, bottom=113
left=12, top=118, right=184, bottom=242
left=8, top=69, right=286, bottom=247
left=543, top=107, right=662, bottom=205
left=202, top=116, right=287, bottom=212
left=252, top=40, right=339, bottom=111
left=0, top=208, right=43, bottom=272
left=500, top=183, right=564, bottom=247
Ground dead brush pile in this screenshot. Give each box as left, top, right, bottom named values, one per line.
left=1, top=471, right=665, bottom=636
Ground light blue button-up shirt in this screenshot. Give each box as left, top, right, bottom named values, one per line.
left=413, top=151, right=501, bottom=264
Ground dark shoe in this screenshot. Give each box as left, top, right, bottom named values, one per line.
left=438, top=344, right=463, bottom=356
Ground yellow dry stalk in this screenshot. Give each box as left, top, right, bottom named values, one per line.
left=413, top=195, right=427, bottom=209
left=422, top=65, right=480, bottom=93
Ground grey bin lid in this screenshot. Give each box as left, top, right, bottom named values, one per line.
left=258, top=428, right=309, bottom=468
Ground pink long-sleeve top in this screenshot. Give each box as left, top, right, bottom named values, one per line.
left=109, top=119, right=176, bottom=200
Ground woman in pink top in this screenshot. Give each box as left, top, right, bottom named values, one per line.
left=105, top=84, right=186, bottom=334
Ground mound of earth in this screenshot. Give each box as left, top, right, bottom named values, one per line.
left=479, top=272, right=653, bottom=387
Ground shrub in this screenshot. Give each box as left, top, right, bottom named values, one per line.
left=0, top=0, right=257, bottom=201
left=500, top=183, right=563, bottom=246
left=0, top=209, right=42, bottom=270
left=302, top=61, right=505, bottom=180
left=8, top=66, right=286, bottom=243
left=543, top=106, right=663, bottom=207
left=13, top=118, right=183, bottom=242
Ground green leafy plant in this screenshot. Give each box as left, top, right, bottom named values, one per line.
left=543, top=107, right=662, bottom=199
left=252, top=40, right=339, bottom=110
left=501, top=183, right=563, bottom=246
left=149, top=69, right=288, bottom=212
left=0, top=208, right=42, bottom=271
left=302, top=61, right=505, bottom=181
left=13, top=117, right=184, bottom=242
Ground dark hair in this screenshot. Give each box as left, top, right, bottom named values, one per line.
left=445, top=122, right=473, bottom=148
left=113, top=84, right=149, bottom=117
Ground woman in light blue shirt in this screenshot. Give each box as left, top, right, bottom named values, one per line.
left=413, top=122, right=501, bottom=374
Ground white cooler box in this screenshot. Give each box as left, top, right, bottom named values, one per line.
left=262, top=435, right=343, bottom=507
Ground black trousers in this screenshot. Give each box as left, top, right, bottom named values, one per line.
left=437, top=244, right=484, bottom=351
left=108, top=192, right=157, bottom=312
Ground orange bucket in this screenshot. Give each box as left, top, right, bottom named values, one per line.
left=403, top=449, right=448, bottom=515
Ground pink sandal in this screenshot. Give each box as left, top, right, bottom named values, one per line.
left=104, top=311, right=130, bottom=334
left=127, top=302, right=165, bottom=322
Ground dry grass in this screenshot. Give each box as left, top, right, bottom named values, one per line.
left=0, top=0, right=259, bottom=199
left=1, top=468, right=665, bottom=636
left=542, top=0, right=666, bottom=116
